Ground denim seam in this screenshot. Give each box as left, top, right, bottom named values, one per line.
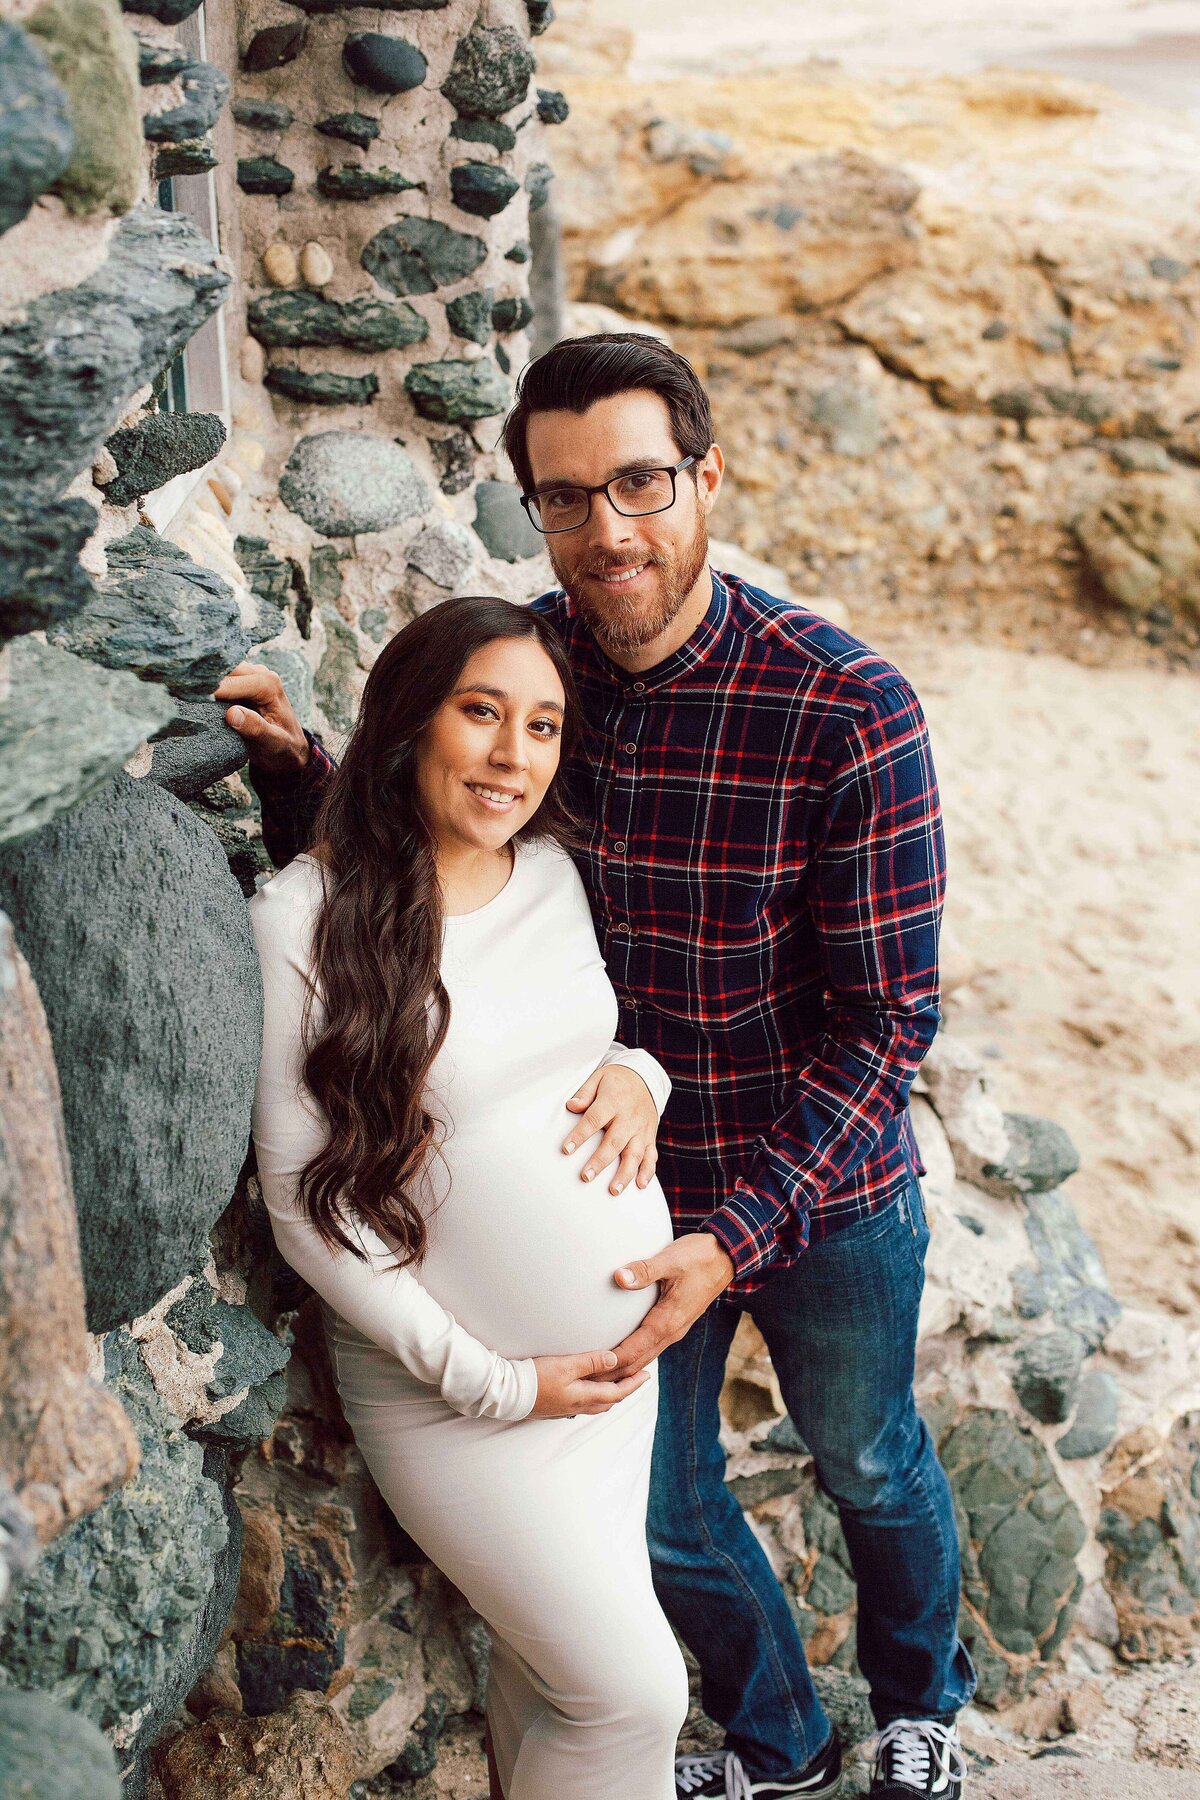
left=684, top=1307, right=820, bottom=1770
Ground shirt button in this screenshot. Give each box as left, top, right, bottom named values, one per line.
left=623, top=741, right=637, bottom=755
left=623, top=995, right=638, bottom=1009
left=614, top=922, right=630, bottom=934
left=613, top=840, right=626, bottom=854
left=632, top=681, right=646, bottom=693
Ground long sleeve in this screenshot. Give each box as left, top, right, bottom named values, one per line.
left=249, top=730, right=338, bottom=870
left=248, top=867, right=538, bottom=1422
left=703, top=680, right=946, bottom=1287
left=598, top=1042, right=672, bottom=1119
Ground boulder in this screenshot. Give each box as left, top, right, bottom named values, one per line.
left=49, top=526, right=250, bottom=699
left=24, top=0, right=140, bottom=218
left=1070, top=471, right=1200, bottom=621
left=0, top=638, right=177, bottom=846
left=279, top=432, right=430, bottom=536
left=248, top=290, right=428, bottom=351
left=0, top=205, right=229, bottom=510
left=0, top=498, right=97, bottom=644
left=102, top=412, right=226, bottom=508
left=0, top=774, right=263, bottom=1332
left=0, top=1691, right=122, bottom=1800
left=154, top=1689, right=354, bottom=1800
left=361, top=215, right=486, bottom=296
left=0, top=20, right=73, bottom=237
left=0, top=913, right=139, bottom=1543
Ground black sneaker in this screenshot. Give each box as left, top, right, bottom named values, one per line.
left=869, top=1720, right=965, bottom=1798
left=675, top=1733, right=843, bottom=1799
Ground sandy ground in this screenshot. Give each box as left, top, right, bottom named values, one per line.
left=603, top=0, right=1200, bottom=115
left=861, top=621, right=1200, bottom=1318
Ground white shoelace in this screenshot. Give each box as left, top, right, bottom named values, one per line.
left=676, top=1750, right=755, bottom=1800
left=872, top=1719, right=965, bottom=1794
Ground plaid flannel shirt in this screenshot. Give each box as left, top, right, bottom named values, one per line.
left=251, top=571, right=946, bottom=1295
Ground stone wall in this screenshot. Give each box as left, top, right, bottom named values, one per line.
left=0, top=0, right=565, bottom=1793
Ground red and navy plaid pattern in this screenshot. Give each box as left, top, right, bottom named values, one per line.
left=251, top=572, right=946, bottom=1295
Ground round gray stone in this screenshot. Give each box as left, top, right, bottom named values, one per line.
left=0, top=1691, right=122, bottom=1800
left=473, top=479, right=544, bottom=562
left=407, top=518, right=476, bottom=589
left=1056, top=1369, right=1121, bottom=1461
left=279, top=431, right=431, bottom=536
left=0, top=775, right=263, bottom=1333
left=342, top=32, right=426, bottom=94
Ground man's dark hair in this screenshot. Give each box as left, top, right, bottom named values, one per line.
left=502, top=332, right=715, bottom=495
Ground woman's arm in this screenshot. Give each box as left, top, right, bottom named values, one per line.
left=249, top=871, right=537, bottom=1423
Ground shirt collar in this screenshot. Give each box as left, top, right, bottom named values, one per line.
left=576, top=568, right=732, bottom=694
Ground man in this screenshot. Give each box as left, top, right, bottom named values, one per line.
left=220, top=334, right=975, bottom=1800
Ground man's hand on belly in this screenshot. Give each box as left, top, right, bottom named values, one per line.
left=562, top=1063, right=659, bottom=1196
left=607, top=1233, right=736, bottom=1377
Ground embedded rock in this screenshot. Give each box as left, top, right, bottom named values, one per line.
left=315, top=111, right=379, bottom=148
left=492, top=294, right=534, bottom=333
left=138, top=39, right=190, bottom=83
left=450, top=161, right=520, bottom=218
left=154, top=1689, right=354, bottom=1800
left=284, top=0, right=448, bottom=8
left=1012, top=1329, right=1085, bottom=1425
left=265, top=366, right=380, bottom=406
left=407, top=518, right=475, bottom=589
left=0, top=1334, right=232, bottom=1764
left=1056, top=1370, right=1120, bottom=1460
left=257, top=646, right=314, bottom=729
left=235, top=1508, right=355, bottom=1714
left=1021, top=1189, right=1121, bottom=1351
left=103, top=411, right=226, bottom=508
left=536, top=87, right=569, bottom=126
left=242, top=23, right=307, bottom=72
left=446, top=288, right=495, bottom=343
left=0, top=913, right=139, bottom=1544
left=235, top=534, right=291, bottom=640
left=279, top=431, right=430, bottom=536
left=0, top=774, right=263, bottom=1332
left=0, top=638, right=177, bottom=846
left=979, top=1113, right=1081, bottom=1200
left=248, top=289, right=427, bottom=351
left=431, top=430, right=475, bottom=494
left=473, top=479, right=543, bottom=562
left=526, top=0, right=555, bottom=31
left=361, top=215, right=486, bottom=295
left=525, top=159, right=553, bottom=211
left=440, top=26, right=534, bottom=120
left=0, top=499, right=96, bottom=644
left=146, top=701, right=250, bottom=800
left=237, top=156, right=294, bottom=196
left=939, top=1408, right=1085, bottom=1702
left=451, top=116, right=517, bottom=152
left=160, top=1281, right=290, bottom=1448
left=1100, top=1416, right=1200, bottom=1662
left=25, top=0, right=141, bottom=218
left=143, top=61, right=228, bottom=144
left=231, top=97, right=292, bottom=131
left=314, top=603, right=359, bottom=730
left=0, top=1690, right=122, bottom=1800
left=154, top=140, right=217, bottom=179
left=342, top=33, right=426, bottom=95
left=0, top=21, right=74, bottom=237
left=0, top=205, right=229, bottom=510
left=810, top=381, right=882, bottom=458
left=119, top=0, right=203, bottom=19
left=315, top=163, right=418, bottom=201
left=49, top=526, right=250, bottom=699
left=404, top=357, right=509, bottom=422
left=1070, top=471, right=1200, bottom=621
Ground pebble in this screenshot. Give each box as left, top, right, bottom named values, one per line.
left=262, top=243, right=298, bottom=289
left=239, top=336, right=265, bottom=384
left=299, top=242, right=334, bottom=288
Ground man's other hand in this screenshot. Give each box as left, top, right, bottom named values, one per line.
left=214, top=661, right=310, bottom=775
left=608, top=1232, right=735, bottom=1377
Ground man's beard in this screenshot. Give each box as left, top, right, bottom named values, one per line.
left=548, top=514, right=710, bottom=658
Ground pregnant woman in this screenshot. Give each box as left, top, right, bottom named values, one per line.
left=248, top=595, right=689, bottom=1800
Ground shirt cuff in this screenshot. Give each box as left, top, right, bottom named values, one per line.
left=703, top=1175, right=793, bottom=1284
left=247, top=729, right=329, bottom=797
left=598, top=1044, right=672, bottom=1118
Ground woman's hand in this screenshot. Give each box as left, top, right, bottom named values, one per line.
left=529, top=1350, right=652, bottom=1419
left=562, top=1064, right=659, bottom=1195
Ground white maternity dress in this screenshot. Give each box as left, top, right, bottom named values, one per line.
left=248, top=837, right=689, bottom=1800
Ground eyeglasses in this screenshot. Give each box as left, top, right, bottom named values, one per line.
left=520, top=456, right=699, bottom=535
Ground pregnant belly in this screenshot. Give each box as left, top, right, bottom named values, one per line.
left=414, top=1115, right=676, bottom=1360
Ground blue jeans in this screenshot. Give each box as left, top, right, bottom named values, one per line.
left=647, top=1180, right=976, bottom=1780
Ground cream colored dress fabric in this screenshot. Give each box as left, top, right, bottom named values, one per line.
left=249, top=838, right=689, bottom=1800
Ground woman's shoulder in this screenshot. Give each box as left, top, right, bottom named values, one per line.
left=248, top=853, right=327, bottom=946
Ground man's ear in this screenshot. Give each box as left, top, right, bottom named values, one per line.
left=698, top=443, right=725, bottom=514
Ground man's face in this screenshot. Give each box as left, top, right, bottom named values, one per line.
left=524, top=390, right=721, bottom=658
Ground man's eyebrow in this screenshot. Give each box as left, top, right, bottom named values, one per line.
left=452, top=684, right=564, bottom=712
left=529, top=456, right=671, bottom=493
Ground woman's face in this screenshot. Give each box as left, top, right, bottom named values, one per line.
left=414, top=636, right=567, bottom=857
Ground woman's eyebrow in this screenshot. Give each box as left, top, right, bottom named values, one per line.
left=452, top=685, right=564, bottom=712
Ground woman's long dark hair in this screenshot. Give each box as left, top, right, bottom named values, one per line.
left=294, top=596, right=583, bottom=1268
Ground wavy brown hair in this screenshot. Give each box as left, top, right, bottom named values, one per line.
left=294, top=596, right=583, bottom=1269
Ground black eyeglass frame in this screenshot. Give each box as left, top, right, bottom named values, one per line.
left=519, top=455, right=700, bottom=535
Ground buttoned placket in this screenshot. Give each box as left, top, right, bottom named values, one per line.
left=602, top=676, right=649, bottom=1021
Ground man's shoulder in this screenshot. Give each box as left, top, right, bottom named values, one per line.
left=720, top=573, right=915, bottom=710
